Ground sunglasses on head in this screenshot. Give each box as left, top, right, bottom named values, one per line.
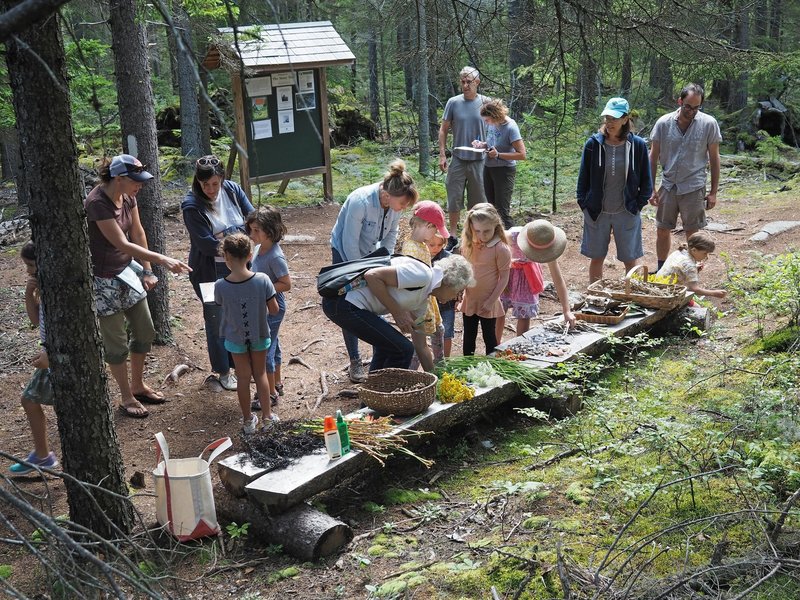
left=126, top=164, right=148, bottom=173
left=196, top=156, right=220, bottom=168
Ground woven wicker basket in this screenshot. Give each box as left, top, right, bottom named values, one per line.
left=587, top=265, right=688, bottom=310
left=358, top=369, right=438, bottom=416
left=575, top=305, right=630, bottom=325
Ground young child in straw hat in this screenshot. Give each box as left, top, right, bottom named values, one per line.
left=496, top=219, right=576, bottom=342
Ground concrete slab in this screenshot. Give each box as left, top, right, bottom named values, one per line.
left=221, top=293, right=696, bottom=511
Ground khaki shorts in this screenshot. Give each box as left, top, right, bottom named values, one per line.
left=655, top=186, right=707, bottom=231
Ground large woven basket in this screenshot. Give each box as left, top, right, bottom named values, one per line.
left=575, top=305, right=630, bottom=325
left=358, top=369, right=437, bottom=416
left=586, top=265, right=688, bottom=310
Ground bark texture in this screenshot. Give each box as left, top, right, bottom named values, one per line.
left=4, top=0, right=132, bottom=536
left=109, top=0, right=172, bottom=342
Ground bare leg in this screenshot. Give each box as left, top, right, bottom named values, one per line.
left=266, top=372, right=277, bottom=398
left=623, top=259, right=639, bottom=276
left=274, top=364, right=283, bottom=392
left=231, top=352, right=254, bottom=422
left=448, top=211, right=460, bottom=236
left=22, top=402, right=49, bottom=458
left=656, top=228, right=672, bottom=263
left=516, top=318, right=531, bottom=337
left=129, top=352, right=163, bottom=399
left=589, top=257, right=605, bottom=283
left=250, top=349, right=272, bottom=420
left=443, top=338, right=452, bottom=358
left=495, top=314, right=506, bottom=344
left=109, top=361, right=147, bottom=416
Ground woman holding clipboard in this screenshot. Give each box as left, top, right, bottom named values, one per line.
left=470, top=99, right=527, bottom=229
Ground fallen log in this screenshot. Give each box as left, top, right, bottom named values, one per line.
left=214, top=481, right=352, bottom=560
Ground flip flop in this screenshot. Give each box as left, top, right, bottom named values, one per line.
left=133, top=391, right=166, bottom=405
left=119, top=403, right=149, bottom=418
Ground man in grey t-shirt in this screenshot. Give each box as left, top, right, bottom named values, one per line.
left=438, top=66, right=488, bottom=246
left=649, top=83, right=722, bottom=269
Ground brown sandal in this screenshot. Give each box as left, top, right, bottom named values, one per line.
left=119, top=401, right=149, bottom=418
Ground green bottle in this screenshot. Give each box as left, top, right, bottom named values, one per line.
left=336, top=410, right=351, bottom=454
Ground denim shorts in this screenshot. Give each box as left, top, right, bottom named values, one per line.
left=580, top=209, right=643, bottom=262
left=440, top=306, right=455, bottom=339
left=224, top=338, right=271, bottom=354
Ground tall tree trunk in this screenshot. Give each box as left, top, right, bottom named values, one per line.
left=509, top=0, right=535, bottom=119
left=417, top=0, right=430, bottom=176
left=3, top=0, right=133, bottom=537
left=729, top=1, right=750, bottom=112
left=368, top=27, right=380, bottom=128
left=769, top=0, right=782, bottom=51
left=397, top=23, right=414, bottom=102
left=621, top=49, right=632, bottom=97
left=349, top=32, right=357, bottom=97
left=173, top=4, right=203, bottom=161
left=109, top=0, right=173, bottom=344
left=649, top=55, right=674, bottom=106
left=199, top=69, right=212, bottom=155
left=0, top=126, right=26, bottom=209
left=380, top=29, right=391, bottom=139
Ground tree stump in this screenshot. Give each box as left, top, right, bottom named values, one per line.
left=214, top=482, right=352, bottom=560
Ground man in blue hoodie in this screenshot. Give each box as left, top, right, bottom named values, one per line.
left=576, top=97, right=652, bottom=283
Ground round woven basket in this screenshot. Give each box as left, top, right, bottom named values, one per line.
left=358, top=368, right=438, bottom=416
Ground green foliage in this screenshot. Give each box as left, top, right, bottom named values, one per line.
left=362, top=501, right=386, bottom=513
left=0, top=564, right=11, bottom=579
left=383, top=487, right=441, bottom=505
left=726, top=251, right=800, bottom=335
left=64, top=39, right=119, bottom=147
left=225, top=521, right=250, bottom=539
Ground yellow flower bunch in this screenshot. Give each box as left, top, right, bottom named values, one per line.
left=438, top=372, right=474, bottom=404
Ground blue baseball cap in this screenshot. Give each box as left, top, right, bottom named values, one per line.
left=601, top=97, right=630, bottom=118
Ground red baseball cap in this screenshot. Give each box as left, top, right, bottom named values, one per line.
left=413, top=201, right=449, bottom=240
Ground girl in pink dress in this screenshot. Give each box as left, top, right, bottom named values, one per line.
left=459, top=204, right=511, bottom=355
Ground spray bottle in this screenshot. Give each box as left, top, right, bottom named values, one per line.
left=323, top=415, right=342, bottom=460
left=336, top=410, right=351, bottom=455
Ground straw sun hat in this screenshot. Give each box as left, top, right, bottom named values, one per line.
left=517, top=219, right=567, bottom=263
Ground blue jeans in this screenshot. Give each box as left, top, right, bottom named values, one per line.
left=203, top=302, right=234, bottom=374
left=266, top=294, right=285, bottom=373
left=322, top=296, right=414, bottom=371
left=331, top=248, right=361, bottom=361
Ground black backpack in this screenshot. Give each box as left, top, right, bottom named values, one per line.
left=317, top=247, right=392, bottom=298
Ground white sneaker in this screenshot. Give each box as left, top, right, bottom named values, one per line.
left=242, top=413, right=259, bottom=434
left=348, top=359, right=367, bottom=383
left=219, top=372, right=238, bottom=391
left=269, top=413, right=280, bottom=422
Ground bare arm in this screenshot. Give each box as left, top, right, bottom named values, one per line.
left=546, top=259, right=576, bottom=327
left=648, top=141, right=661, bottom=205
left=686, top=281, right=726, bottom=298
left=411, top=330, right=434, bottom=372
left=96, top=208, right=190, bottom=275
left=438, top=120, right=451, bottom=172
left=267, top=295, right=280, bottom=315
left=273, top=273, right=291, bottom=293
left=25, top=276, right=39, bottom=326
left=706, top=142, right=721, bottom=208
left=364, top=266, right=415, bottom=332
left=488, top=138, right=527, bottom=162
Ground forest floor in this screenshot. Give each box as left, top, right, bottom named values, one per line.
left=0, top=154, right=799, bottom=598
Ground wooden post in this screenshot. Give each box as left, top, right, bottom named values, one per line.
left=230, top=72, right=251, bottom=198
left=319, top=68, right=333, bottom=201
